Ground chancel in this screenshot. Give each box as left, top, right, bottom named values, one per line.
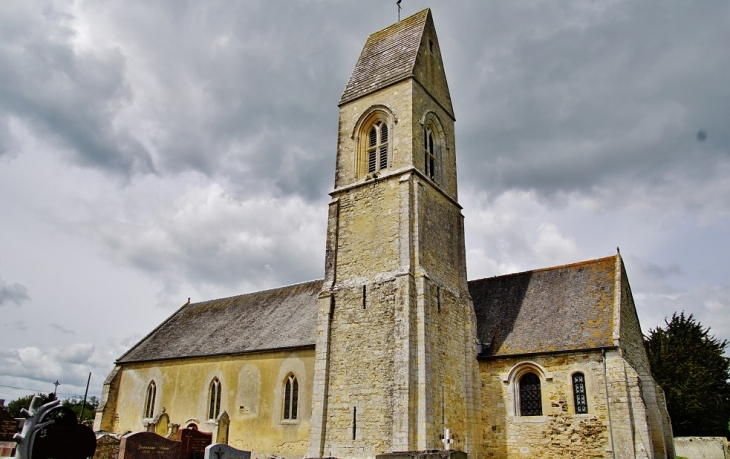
left=95, top=9, right=674, bottom=459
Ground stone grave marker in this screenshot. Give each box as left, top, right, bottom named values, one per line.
left=93, top=433, right=120, bottom=459
left=30, top=405, right=97, bottom=459
left=154, top=412, right=170, bottom=438
left=0, top=409, right=20, bottom=456
left=119, top=431, right=180, bottom=459
left=214, top=412, right=229, bottom=445
left=204, top=444, right=251, bottom=459
left=180, top=428, right=212, bottom=459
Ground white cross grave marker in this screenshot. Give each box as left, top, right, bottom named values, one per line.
left=442, top=428, right=453, bottom=451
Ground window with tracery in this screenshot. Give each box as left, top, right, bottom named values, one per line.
left=572, top=372, right=588, bottom=414
left=144, top=381, right=156, bottom=418
left=519, top=372, right=542, bottom=416
left=367, top=122, right=389, bottom=173
left=283, top=374, right=299, bottom=420
left=208, top=378, right=222, bottom=420
left=424, top=127, right=436, bottom=179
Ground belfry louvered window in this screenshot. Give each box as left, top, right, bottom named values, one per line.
left=208, top=378, right=222, bottom=420
left=573, top=373, right=588, bottom=414
left=144, top=381, right=156, bottom=418
left=424, top=127, right=436, bottom=179
left=283, top=374, right=299, bottom=420
left=367, top=122, right=389, bottom=173
left=519, top=373, right=542, bottom=416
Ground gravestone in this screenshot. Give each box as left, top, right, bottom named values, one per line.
left=0, top=408, right=20, bottom=440
left=154, top=412, right=170, bottom=438
left=167, top=423, right=180, bottom=440
left=93, top=433, right=120, bottom=459
left=180, top=429, right=212, bottom=459
left=0, top=409, right=20, bottom=456
left=30, top=405, right=97, bottom=459
left=214, top=412, right=229, bottom=445
left=119, top=432, right=180, bottom=459
left=204, top=444, right=251, bottom=459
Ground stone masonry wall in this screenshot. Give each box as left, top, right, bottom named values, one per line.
left=422, top=278, right=480, bottom=454
left=617, top=261, right=674, bottom=458
left=480, top=352, right=611, bottom=459
left=333, top=178, right=403, bottom=283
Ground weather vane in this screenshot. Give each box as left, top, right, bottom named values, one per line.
left=397, top=0, right=402, bottom=22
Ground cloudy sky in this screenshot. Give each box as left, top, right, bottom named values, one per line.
left=1, top=0, right=729, bottom=402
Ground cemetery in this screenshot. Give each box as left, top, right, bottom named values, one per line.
left=0, top=397, right=251, bottom=459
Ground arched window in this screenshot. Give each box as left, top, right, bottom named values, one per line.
left=208, top=378, right=222, bottom=420
left=367, top=122, right=389, bottom=173
left=572, top=372, right=588, bottom=414
left=283, top=374, right=299, bottom=420
left=519, top=372, right=542, bottom=416
left=144, top=381, right=156, bottom=418
left=424, top=127, right=436, bottom=180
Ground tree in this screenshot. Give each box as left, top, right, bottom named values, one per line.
left=62, top=396, right=99, bottom=425
left=645, top=312, right=730, bottom=438
left=7, top=393, right=57, bottom=418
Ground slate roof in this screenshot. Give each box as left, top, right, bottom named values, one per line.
left=468, top=256, right=618, bottom=357
left=339, top=9, right=430, bottom=105
left=117, top=280, right=323, bottom=363
left=119, top=256, right=621, bottom=363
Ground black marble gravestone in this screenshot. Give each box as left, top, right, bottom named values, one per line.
left=31, top=405, right=96, bottom=459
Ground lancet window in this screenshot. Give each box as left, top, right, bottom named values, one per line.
left=367, top=122, right=389, bottom=173
left=283, top=374, right=299, bottom=420
left=144, top=381, right=156, bottom=418
left=208, top=377, right=222, bottom=420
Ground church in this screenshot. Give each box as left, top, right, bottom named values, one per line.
left=94, top=9, right=675, bottom=459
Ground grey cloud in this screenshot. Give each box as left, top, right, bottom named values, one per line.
left=0, top=0, right=154, bottom=178
left=0, top=344, right=105, bottom=392
left=50, top=323, right=75, bottom=335
left=88, top=185, right=327, bottom=301
left=57, top=343, right=94, bottom=364
left=448, top=0, right=730, bottom=210
left=5, top=321, right=27, bottom=331
left=0, top=277, right=30, bottom=306
left=630, top=256, right=682, bottom=280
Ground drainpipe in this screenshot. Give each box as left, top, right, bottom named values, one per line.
left=603, top=348, right=616, bottom=459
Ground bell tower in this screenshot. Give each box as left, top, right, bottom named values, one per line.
left=307, top=9, right=480, bottom=458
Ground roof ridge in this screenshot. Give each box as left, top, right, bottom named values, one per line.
left=468, top=254, right=619, bottom=283
left=190, top=278, right=324, bottom=305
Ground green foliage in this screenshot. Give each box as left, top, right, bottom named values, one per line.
left=645, top=312, right=730, bottom=438
left=62, top=396, right=99, bottom=425
left=6, top=393, right=97, bottom=424
left=7, top=393, right=57, bottom=418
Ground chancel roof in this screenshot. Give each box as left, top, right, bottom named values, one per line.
left=340, top=9, right=430, bottom=106
left=469, top=256, right=619, bottom=357
left=117, top=280, right=322, bottom=363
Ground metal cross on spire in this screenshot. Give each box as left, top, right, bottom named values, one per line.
left=397, top=0, right=402, bottom=22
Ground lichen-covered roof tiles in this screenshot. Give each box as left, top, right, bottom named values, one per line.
left=118, top=256, right=622, bottom=363
left=468, top=256, right=619, bottom=356
left=339, top=9, right=429, bottom=105
left=117, top=279, right=323, bottom=363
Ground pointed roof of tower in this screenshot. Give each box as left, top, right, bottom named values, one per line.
left=339, top=9, right=454, bottom=116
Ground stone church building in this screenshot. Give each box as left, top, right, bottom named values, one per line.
left=95, top=9, right=674, bottom=459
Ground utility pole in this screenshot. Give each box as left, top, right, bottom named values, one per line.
left=80, top=373, right=92, bottom=423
